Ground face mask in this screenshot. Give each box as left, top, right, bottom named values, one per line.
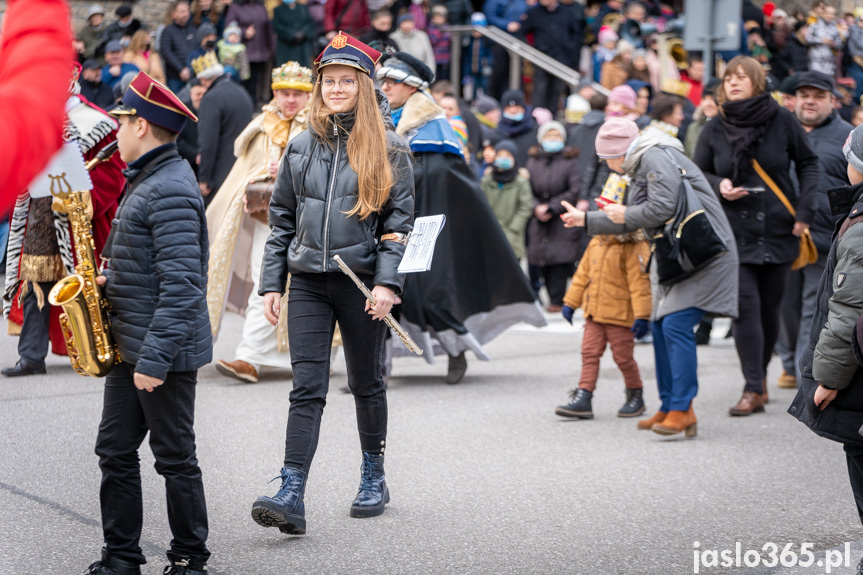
left=494, top=157, right=514, bottom=170
left=412, top=0, right=423, bottom=4
left=120, top=38, right=130, bottom=48
left=204, top=39, right=216, bottom=49
left=284, top=0, right=296, bottom=4
left=542, top=140, right=565, bottom=153
left=503, top=111, right=524, bottom=122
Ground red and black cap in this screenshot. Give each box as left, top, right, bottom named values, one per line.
left=109, top=72, right=198, bottom=133
left=315, top=32, right=381, bottom=77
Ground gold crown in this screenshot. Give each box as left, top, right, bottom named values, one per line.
left=661, top=79, right=691, bottom=98
left=271, top=61, right=314, bottom=92
left=191, top=52, right=221, bottom=77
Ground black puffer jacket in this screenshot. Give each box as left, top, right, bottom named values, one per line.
left=104, top=145, right=212, bottom=381
left=260, top=98, right=415, bottom=295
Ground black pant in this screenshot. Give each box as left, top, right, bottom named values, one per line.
left=845, top=444, right=863, bottom=526
left=532, top=68, right=564, bottom=113
left=541, top=263, right=575, bottom=307
left=18, top=281, right=54, bottom=365
left=95, top=363, right=209, bottom=566
left=489, top=43, right=511, bottom=101
left=284, top=272, right=388, bottom=472
left=245, top=61, right=271, bottom=106
left=733, top=263, right=791, bottom=393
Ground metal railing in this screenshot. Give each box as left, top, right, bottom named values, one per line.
left=445, top=24, right=582, bottom=95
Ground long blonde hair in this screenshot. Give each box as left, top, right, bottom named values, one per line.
left=309, top=71, right=394, bottom=220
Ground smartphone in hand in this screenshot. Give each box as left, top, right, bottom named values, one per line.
left=741, top=186, right=766, bottom=193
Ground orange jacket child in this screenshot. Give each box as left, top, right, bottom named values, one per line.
left=555, top=232, right=652, bottom=420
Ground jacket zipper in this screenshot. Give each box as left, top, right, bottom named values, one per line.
left=324, top=122, right=340, bottom=271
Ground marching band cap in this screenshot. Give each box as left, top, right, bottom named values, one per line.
left=315, top=32, right=381, bottom=77
left=376, top=51, right=435, bottom=90
left=109, top=72, right=198, bottom=133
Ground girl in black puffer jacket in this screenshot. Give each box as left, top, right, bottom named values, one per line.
left=252, top=34, right=414, bottom=535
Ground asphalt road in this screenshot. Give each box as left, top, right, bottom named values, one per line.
left=1, top=311, right=862, bottom=575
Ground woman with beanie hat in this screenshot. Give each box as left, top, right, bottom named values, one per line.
left=559, top=117, right=738, bottom=437
left=481, top=140, right=533, bottom=260
left=693, top=55, right=819, bottom=416
left=525, top=120, right=583, bottom=311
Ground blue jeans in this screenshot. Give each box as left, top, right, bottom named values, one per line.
left=283, top=272, right=388, bottom=472
left=652, top=308, right=705, bottom=412
left=167, top=77, right=186, bottom=95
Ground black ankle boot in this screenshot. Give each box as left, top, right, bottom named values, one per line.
left=163, top=554, right=207, bottom=575
left=350, top=452, right=389, bottom=518
left=251, top=466, right=307, bottom=534
left=618, top=388, right=646, bottom=417
left=694, top=320, right=712, bottom=346
left=555, top=388, right=593, bottom=419
left=84, top=551, right=142, bottom=575
left=446, top=352, right=467, bottom=384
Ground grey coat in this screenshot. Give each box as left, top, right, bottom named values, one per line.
left=585, top=129, right=739, bottom=321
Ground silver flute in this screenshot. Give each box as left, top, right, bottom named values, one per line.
left=332, top=255, right=423, bottom=356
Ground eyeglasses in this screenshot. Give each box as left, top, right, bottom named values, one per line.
left=380, top=78, right=402, bottom=88
left=321, top=78, right=357, bottom=90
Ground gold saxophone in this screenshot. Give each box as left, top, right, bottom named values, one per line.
left=47, top=141, right=120, bottom=377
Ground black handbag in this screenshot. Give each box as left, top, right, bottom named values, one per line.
left=651, top=148, right=727, bottom=286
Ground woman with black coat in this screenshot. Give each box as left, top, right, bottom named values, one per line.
left=250, top=34, right=414, bottom=534
left=525, top=120, right=583, bottom=311
left=693, top=55, right=819, bottom=417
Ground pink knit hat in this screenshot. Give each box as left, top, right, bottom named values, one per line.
left=595, top=118, right=640, bottom=159
left=598, top=26, right=619, bottom=45
left=608, top=85, right=638, bottom=110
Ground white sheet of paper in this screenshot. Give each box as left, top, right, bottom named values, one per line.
left=397, top=214, right=446, bottom=274
left=28, top=141, right=92, bottom=199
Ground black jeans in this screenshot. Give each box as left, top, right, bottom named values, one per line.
left=18, top=281, right=54, bottom=365
left=95, top=363, right=209, bottom=567
left=541, top=263, right=575, bottom=307
left=733, top=263, right=791, bottom=394
left=845, top=443, right=863, bottom=526
left=284, top=272, right=388, bottom=472
left=532, top=68, right=564, bottom=112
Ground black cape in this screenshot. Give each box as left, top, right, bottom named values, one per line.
left=395, top=151, right=546, bottom=362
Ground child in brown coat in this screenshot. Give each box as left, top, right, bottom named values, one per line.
left=555, top=231, right=652, bottom=419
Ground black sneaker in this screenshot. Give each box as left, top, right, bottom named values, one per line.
left=555, top=388, right=593, bottom=419
left=83, top=552, right=141, bottom=575
left=163, top=555, right=207, bottom=575
left=618, top=388, right=646, bottom=417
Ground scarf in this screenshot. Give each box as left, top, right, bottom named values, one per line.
left=261, top=108, right=292, bottom=148
left=495, top=112, right=536, bottom=139
left=492, top=166, right=518, bottom=184
left=720, top=92, right=778, bottom=182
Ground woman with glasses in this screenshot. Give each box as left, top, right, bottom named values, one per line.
left=250, top=33, right=414, bottom=535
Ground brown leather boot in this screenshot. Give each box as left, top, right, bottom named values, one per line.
left=729, top=391, right=765, bottom=416
left=215, top=359, right=259, bottom=383
left=637, top=410, right=667, bottom=430
left=762, top=378, right=769, bottom=404
left=777, top=370, right=797, bottom=389
left=651, top=406, right=697, bottom=437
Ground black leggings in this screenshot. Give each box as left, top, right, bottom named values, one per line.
left=732, top=263, right=791, bottom=393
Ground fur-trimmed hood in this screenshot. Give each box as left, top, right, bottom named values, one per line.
left=527, top=145, right=579, bottom=159
left=394, top=90, right=444, bottom=138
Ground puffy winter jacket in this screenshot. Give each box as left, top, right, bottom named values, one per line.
left=104, top=144, right=212, bottom=380
left=563, top=234, right=652, bottom=328
left=260, top=98, right=415, bottom=295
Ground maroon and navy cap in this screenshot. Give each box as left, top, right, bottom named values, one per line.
left=110, top=72, right=198, bottom=133
left=315, top=32, right=381, bottom=77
